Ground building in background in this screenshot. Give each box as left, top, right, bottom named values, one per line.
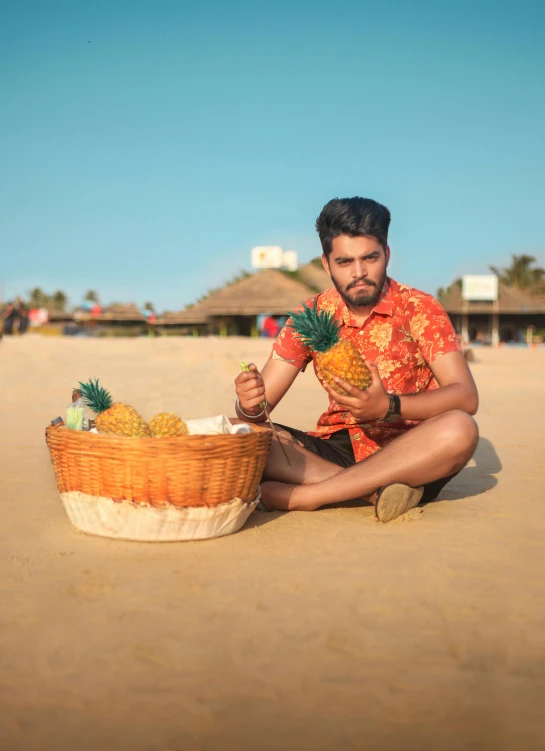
left=153, top=263, right=331, bottom=337
left=441, top=277, right=545, bottom=345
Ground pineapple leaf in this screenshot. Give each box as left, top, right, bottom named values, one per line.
left=77, top=378, right=113, bottom=414
left=287, top=299, right=340, bottom=353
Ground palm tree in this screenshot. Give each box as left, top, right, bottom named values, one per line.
left=437, top=278, right=462, bottom=303
left=28, top=287, right=49, bottom=308
left=84, top=290, right=99, bottom=303
left=490, top=255, right=545, bottom=291
left=51, top=290, right=68, bottom=311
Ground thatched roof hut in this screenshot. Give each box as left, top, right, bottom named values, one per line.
left=99, top=303, right=146, bottom=322
left=75, top=303, right=147, bottom=324
left=152, top=268, right=334, bottom=336
left=186, top=268, right=324, bottom=317
left=72, top=303, right=150, bottom=336
left=47, top=310, right=75, bottom=323
left=152, top=309, right=210, bottom=337
left=440, top=283, right=545, bottom=314
left=154, top=309, right=209, bottom=326
left=440, top=283, right=545, bottom=344
left=294, top=261, right=331, bottom=293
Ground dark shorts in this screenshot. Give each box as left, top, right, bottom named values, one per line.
left=275, top=425, right=456, bottom=504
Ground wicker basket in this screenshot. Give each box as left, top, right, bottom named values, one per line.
left=45, top=425, right=273, bottom=541
left=46, top=425, right=272, bottom=508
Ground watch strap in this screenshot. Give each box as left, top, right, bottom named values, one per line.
left=382, top=393, right=401, bottom=422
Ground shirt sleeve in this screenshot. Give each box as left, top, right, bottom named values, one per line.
left=270, top=316, right=313, bottom=371
left=410, top=295, right=461, bottom=365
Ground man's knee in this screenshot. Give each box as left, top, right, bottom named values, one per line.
left=439, top=410, right=479, bottom=464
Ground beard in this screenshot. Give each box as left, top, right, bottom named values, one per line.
left=331, top=269, right=387, bottom=309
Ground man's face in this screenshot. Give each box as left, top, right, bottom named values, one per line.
left=322, top=235, right=390, bottom=308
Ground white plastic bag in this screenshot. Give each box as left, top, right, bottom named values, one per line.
left=184, top=414, right=253, bottom=436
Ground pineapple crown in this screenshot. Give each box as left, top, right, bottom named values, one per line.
left=287, top=299, right=341, bottom=353
left=77, top=378, right=113, bottom=414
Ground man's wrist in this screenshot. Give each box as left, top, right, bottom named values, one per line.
left=379, top=393, right=401, bottom=422
left=236, top=398, right=266, bottom=420
left=379, top=393, right=390, bottom=420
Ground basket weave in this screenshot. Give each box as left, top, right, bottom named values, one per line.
left=45, top=425, right=272, bottom=508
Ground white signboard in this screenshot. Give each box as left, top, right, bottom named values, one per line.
left=251, top=246, right=284, bottom=269
left=462, top=274, right=498, bottom=301
left=282, top=250, right=298, bottom=271
left=251, top=246, right=299, bottom=270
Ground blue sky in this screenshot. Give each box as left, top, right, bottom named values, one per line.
left=1, top=0, right=544, bottom=311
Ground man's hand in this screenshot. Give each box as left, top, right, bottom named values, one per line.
left=323, top=359, right=391, bottom=422
left=235, top=362, right=266, bottom=415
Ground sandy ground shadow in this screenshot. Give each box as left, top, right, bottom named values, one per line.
left=431, top=436, right=502, bottom=503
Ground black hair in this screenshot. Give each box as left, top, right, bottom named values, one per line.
left=315, top=197, right=391, bottom=257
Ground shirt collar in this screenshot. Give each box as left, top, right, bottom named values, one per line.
left=336, top=278, right=394, bottom=327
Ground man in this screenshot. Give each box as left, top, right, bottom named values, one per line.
left=14, top=298, right=29, bottom=334
left=1, top=302, right=17, bottom=335
left=235, top=197, right=478, bottom=522
left=261, top=314, right=281, bottom=339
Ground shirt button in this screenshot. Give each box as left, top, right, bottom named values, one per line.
left=359, top=330, right=364, bottom=335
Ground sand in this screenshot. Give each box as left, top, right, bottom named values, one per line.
left=1, top=335, right=544, bottom=751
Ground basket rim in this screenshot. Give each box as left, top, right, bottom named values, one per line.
left=45, top=423, right=271, bottom=446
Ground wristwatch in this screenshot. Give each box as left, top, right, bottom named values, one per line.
left=381, top=393, right=401, bottom=422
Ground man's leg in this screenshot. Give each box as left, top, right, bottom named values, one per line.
left=260, top=410, right=479, bottom=511
left=230, top=418, right=347, bottom=485
left=261, top=426, right=345, bottom=485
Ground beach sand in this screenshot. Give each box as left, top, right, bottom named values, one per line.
left=1, top=335, right=544, bottom=750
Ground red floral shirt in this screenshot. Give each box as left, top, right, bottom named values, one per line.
left=271, top=278, right=461, bottom=462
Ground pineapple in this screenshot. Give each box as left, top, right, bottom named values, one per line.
left=149, top=412, right=189, bottom=437
left=77, top=379, right=152, bottom=438
left=288, top=300, right=371, bottom=395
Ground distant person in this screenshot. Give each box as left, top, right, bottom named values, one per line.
left=235, top=197, right=479, bottom=522
left=261, top=315, right=281, bottom=338
left=2, top=302, right=16, bottom=335
left=14, top=299, right=29, bottom=334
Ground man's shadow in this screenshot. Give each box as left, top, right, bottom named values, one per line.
left=428, top=436, right=501, bottom=503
